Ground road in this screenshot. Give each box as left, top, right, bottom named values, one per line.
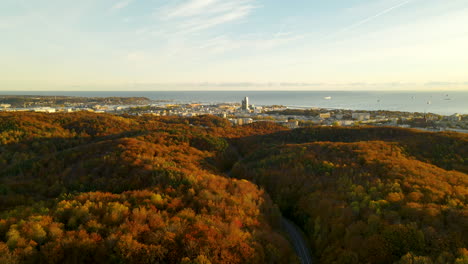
left=281, top=217, right=313, bottom=264
left=224, top=150, right=313, bottom=263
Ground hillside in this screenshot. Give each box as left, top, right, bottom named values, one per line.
left=0, top=112, right=296, bottom=264
left=0, top=112, right=467, bottom=264
left=230, top=127, right=468, bottom=263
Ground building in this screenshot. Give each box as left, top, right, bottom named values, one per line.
left=239, top=118, right=253, bottom=125
left=335, top=120, right=355, bottom=126
left=352, top=113, right=371, bottom=121
left=319, top=112, right=331, bottom=119
left=241, top=97, right=250, bottom=111
left=230, top=118, right=253, bottom=126
left=217, top=113, right=227, bottom=118
left=447, top=113, right=462, bottom=122
left=279, top=119, right=299, bottom=129
left=34, top=107, right=56, bottom=113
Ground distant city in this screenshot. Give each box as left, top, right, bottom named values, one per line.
left=1, top=95, right=467, bottom=133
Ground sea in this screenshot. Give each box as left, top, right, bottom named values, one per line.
left=1, top=91, right=467, bottom=115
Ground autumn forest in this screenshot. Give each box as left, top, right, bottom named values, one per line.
left=0, top=112, right=467, bottom=264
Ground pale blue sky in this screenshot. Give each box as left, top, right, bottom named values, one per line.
left=1, top=0, right=468, bottom=90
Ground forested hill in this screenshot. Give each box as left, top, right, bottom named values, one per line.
left=230, top=126, right=468, bottom=264
left=0, top=112, right=296, bottom=264
left=0, top=112, right=467, bottom=264
left=232, top=126, right=468, bottom=173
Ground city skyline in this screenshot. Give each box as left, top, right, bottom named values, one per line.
left=1, top=0, right=468, bottom=91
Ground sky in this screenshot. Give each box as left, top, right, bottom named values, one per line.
left=1, top=0, right=468, bottom=91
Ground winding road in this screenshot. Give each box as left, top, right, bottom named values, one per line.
left=224, top=149, right=313, bottom=263
left=281, top=217, right=314, bottom=264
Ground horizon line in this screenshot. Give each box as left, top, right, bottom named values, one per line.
left=1, top=89, right=467, bottom=93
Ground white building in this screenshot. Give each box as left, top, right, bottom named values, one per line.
left=239, top=118, right=253, bottom=125
left=241, top=97, right=250, bottom=111
left=279, top=120, right=299, bottom=129
left=230, top=118, right=253, bottom=126
left=335, top=120, right=355, bottom=126
left=447, top=113, right=462, bottom=122
left=352, top=113, right=371, bottom=121
left=34, top=107, right=56, bottom=113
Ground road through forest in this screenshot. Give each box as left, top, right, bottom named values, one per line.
left=281, top=217, right=314, bottom=264
left=225, top=147, right=313, bottom=263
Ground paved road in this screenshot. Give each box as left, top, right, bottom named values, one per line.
left=281, top=217, right=313, bottom=264
left=224, top=150, right=313, bottom=263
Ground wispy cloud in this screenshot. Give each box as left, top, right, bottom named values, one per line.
left=159, top=0, right=256, bottom=32
left=180, top=6, right=253, bottom=32
left=111, top=0, right=133, bottom=11
left=165, top=0, right=219, bottom=18
left=321, top=0, right=413, bottom=41
left=424, top=81, right=468, bottom=87
left=129, top=0, right=299, bottom=60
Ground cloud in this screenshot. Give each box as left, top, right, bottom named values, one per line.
left=112, top=82, right=452, bottom=91
left=321, top=0, right=413, bottom=41
left=180, top=6, right=253, bottom=32
left=425, top=82, right=467, bottom=86
left=159, top=0, right=256, bottom=32
left=111, top=0, right=133, bottom=11
left=165, top=0, right=220, bottom=18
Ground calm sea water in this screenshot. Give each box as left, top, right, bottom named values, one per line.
left=1, top=91, right=467, bottom=115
